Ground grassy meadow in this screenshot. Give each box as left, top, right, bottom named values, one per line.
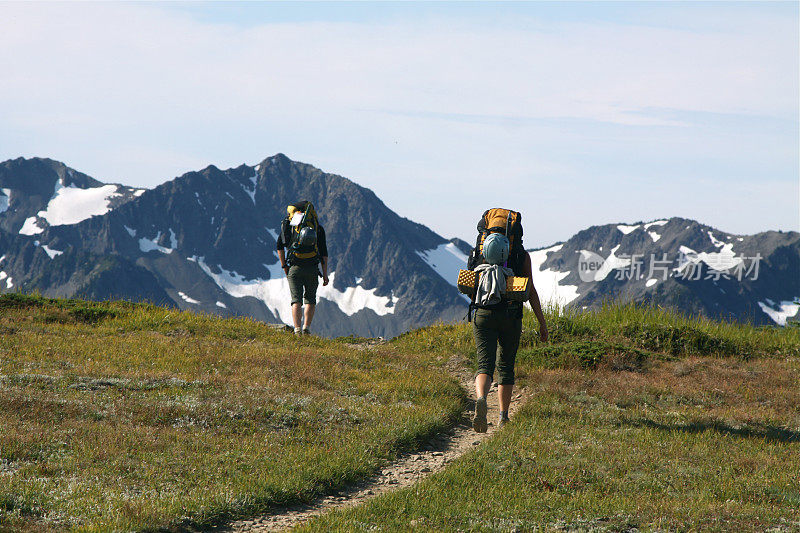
left=1, top=293, right=799, bottom=532
left=304, top=304, right=800, bottom=532
left=0, top=294, right=465, bottom=531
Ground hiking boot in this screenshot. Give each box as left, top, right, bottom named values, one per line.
left=302, top=328, right=311, bottom=335
left=294, top=328, right=302, bottom=336
left=498, top=414, right=510, bottom=427
left=472, top=397, right=488, bottom=433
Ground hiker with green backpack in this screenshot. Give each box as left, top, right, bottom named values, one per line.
left=276, top=201, right=329, bottom=336
left=463, top=208, right=548, bottom=432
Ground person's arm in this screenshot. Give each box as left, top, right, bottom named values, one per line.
left=523, top=252, right=548, bottom=342
left=321, top=256, right=329, bottom=286
left=277, top=248, right=289, bottom=275
left=318, top=225, right=329, bottom=286
left=276, top=221, right=289, bottom=275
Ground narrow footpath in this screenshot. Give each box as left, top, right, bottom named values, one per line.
left=224, top=355, right=525, bottom=532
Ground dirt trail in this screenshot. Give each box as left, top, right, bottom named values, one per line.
left=224, top=355, right=525, bottom=532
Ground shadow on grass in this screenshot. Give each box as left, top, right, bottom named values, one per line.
left=622, top=418, right=800, bottom=443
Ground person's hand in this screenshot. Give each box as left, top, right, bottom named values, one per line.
left=323, top=275, right=329, bottom=286
left=539, top=323, right=548, bottom=343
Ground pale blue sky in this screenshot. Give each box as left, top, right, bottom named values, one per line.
left=1, top=1, right=797, bottom=246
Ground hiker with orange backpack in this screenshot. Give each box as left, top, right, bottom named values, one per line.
left=462, top=209, right=548, bottom=431
left=276, top=201, right=329, bottom=335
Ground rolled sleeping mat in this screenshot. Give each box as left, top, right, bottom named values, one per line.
left=456, top=270, right=530, bottom=301
left=457, top=269, right=477, bottom=295
left=505, top=276, right=530, bottom=301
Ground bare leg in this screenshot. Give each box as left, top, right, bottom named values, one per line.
left=475, top=373, right=492, bottom=399
left=303, top=304, right=316, bottom=329
left=498, top=384, right=513, bottom=413
left=291, top=303, right=302, bottom=330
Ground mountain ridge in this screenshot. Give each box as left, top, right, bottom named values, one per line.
left=0, top=154, right=797, bottom=334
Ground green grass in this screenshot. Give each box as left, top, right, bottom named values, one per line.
left=303, top=302, right=800, bottom=532
left=0, top=294, right=465, bottom=531
left=2, top=295, right=798, bottom=531
left=396, top=301, right=800, bottom=360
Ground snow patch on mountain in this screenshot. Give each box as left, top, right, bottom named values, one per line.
left=241, top=171, right=257, bottom=204
left=0, top=188, right=10, bottom=213
left=193, top=257, right=291, bottom=323
left=124, top=226, right=137, bottom=237
left=646, top=278, right=658, bottom=287
left=19, top=217, right=43, bottom=235
left=758, top=299, right=800, bottom=326
left=643, top=220, right=668, bottom=229
left=319, top=273, right=400, bottom=317
left=266, top=227, right=279, bottom=241
left=617, top=224, right=640, bottom=235
left=647, top=231, right=662, bottom=242
left=193, top=256, right=400, bottom=325
left=594, top=245, right=631, bottom=282
left=139, top=230, right=176, bottom=254
left=528, top=244, right=579, bottom=307
left=178, top=291, right=200, bottom=305
left=41, top=245, right=63, bottom=259
left=708, top=231, right=725, bottom=248
left=675, top=244, right=742, bottom=273
left=39, top=182, right=121, bottom=226
left=416, top=243, right=469, bottom=288
left=0, top=271, right=12, bottom=288
left=18, top=181, right=126, bottom=235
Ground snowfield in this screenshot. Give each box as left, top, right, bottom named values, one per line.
left=18, top=180, right=126, bottom=235
left=617, top=224, right=640, bottom=235
left=192, top=255, right=400, bottom=326
left=0, top=188, right=10, bottom=214
left=246, top=172, right=257, bottom=203
left=41, top=245, right=63, bottom=259
left=39, top=182, right=122, bottom=226
left=139, top=230, right=177, bottom=254
left=643, top=220, right=668, bottom=229
left=19, top=216, right=43, bottom=235
left=675, top=244, right=742, bottom=273
left=416, top=243, right=469, bottom=288
left=758, top=299, right=800, bottom=326
left=528, top=244, right=579, bottom=307
left=177, top=292, right=200, bottom=305
left=592, top=244, right=633, bottom=282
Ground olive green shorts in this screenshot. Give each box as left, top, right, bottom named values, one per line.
left=473, top=307, right=522, bottom=385
left=287, top=264, right=319, bottom=305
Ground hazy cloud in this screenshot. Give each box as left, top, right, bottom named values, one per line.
left=1, top=2, right=796, bottom=244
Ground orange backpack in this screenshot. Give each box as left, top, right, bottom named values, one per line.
left=467, top=208, right=525, bottom=272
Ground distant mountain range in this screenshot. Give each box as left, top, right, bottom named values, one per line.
left=527, top=218, right=799, bottom=326
left=0, top=155, right=797, bottom=336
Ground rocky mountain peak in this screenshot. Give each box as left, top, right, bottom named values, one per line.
left=0, top=156, right=797, bottom=334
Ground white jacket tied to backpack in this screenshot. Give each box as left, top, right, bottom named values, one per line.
left=473, top=264, right=514, bottom=307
